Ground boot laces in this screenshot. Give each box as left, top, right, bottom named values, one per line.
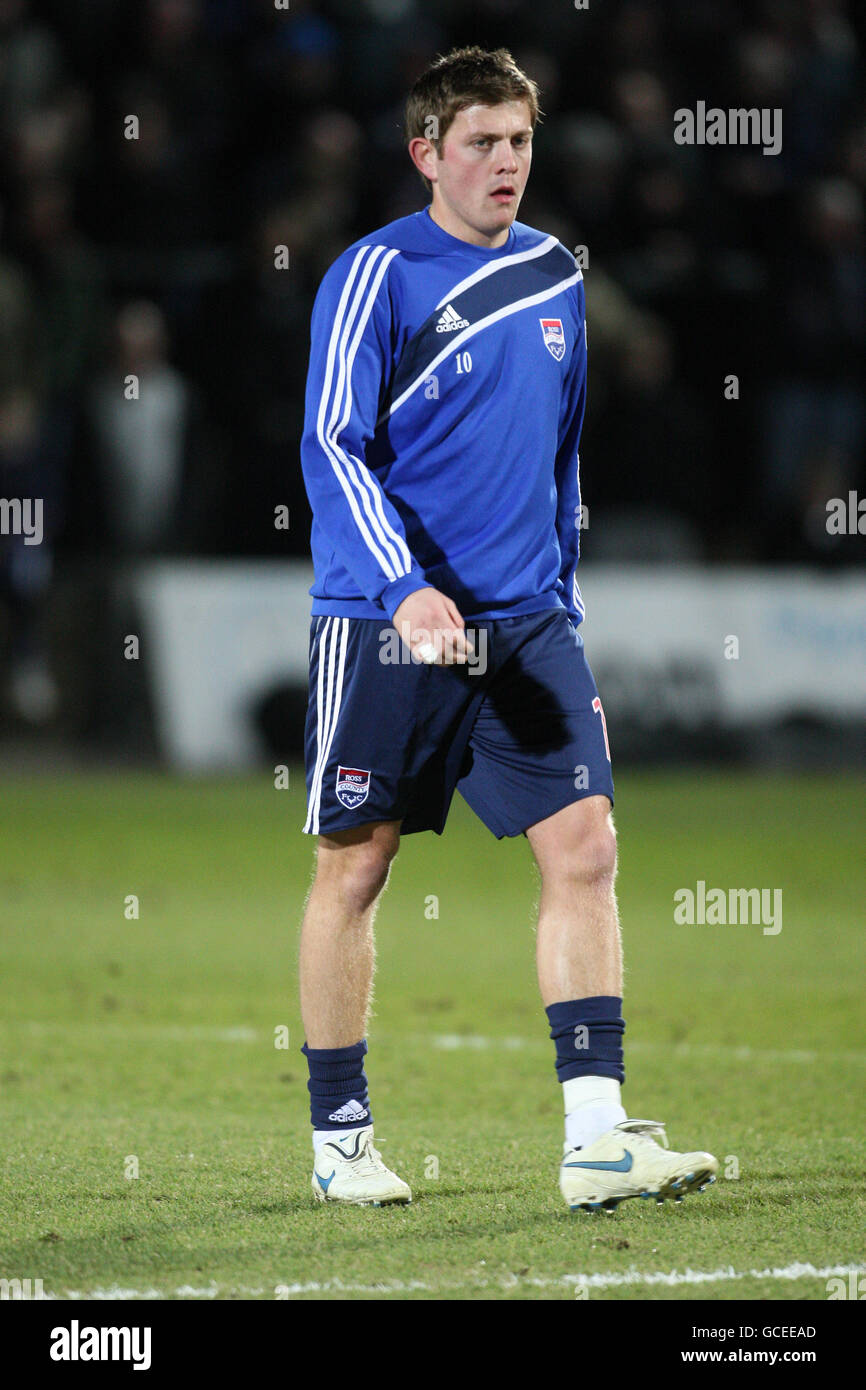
left=615, top=1118, right=669, bottom=1150
left=348, top=1132, right=389, bottom=1177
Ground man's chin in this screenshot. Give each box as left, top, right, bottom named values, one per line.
left=432, top=196, right=517, bottom=246
left=481, top=199, right=518, bottom=231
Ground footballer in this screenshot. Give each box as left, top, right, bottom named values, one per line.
left=297, top=46, right=718, bottom=1212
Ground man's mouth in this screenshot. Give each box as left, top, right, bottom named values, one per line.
left=490, top=185, right=516, bottom=201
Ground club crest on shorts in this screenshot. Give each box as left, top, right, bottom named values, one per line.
left=540, top=317, right=566, bottom=361
left=336, top=766, right=371, bottom=809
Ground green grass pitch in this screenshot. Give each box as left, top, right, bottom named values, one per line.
left=0, top=769, right=863, bottom=1301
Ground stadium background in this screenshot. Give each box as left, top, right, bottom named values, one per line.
left=0, top=0, right=863, bottom=754
left=0, top=0, right=864, bottom=1304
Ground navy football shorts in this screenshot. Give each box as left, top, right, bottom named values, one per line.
left=302, top=608, right=614, bottom=839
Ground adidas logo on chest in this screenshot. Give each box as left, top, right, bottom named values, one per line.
left=436, top=303, right=470, bottom=333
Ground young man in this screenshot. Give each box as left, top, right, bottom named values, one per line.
left=298, top=46, right=717, bottom=1211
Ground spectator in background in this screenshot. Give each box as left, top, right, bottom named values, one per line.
left=582, top=314, right=713, bottom=560
left=762, top=176, right=866, bottom=558
left=0, top=201, right=36, bottom=390
left=0, top=383, right=61, bottom=722
left=0, top=0, right=63, bottom=132
left=84, top=300, right=219, bottom=555
left=94, top=77, right=219, bottom=252
left=0, top=0, right=860, bottom=569
left=550, top=113, right=628, bottom=256
left=197, top=199, right=325, bottom=555
left=18, top=177, right=107, bottom=401
left=242, top=0, right=341, bottom=206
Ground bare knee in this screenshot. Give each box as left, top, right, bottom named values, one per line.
left=314, top=822, right=400, bottom=912
left=530, top=799, right=617, bottom=891
left=570, top=816, right=617, bottom=886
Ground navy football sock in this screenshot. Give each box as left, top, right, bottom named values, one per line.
left=545, top=996, right=625, bottom=1084
left=301, top=1039, right=372, bottom=1130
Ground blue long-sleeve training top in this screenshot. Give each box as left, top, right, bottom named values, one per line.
left=300, top=204, right=587, bottom=627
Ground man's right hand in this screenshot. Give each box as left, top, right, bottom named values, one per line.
left=391, top=587, right=475, bottom=665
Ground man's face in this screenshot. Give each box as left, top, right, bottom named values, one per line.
left=419, top=101, right=533, bottom=247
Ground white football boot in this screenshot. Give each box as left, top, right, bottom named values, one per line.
left=312, top=1127, right=411, bottom=1206
left=560, top=1118, right=718, bottom=1213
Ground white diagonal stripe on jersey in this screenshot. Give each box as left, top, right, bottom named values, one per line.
left=434, top=235, right=573, bottom=310
left=380, top=269, right=582, bottom=424
left=316, top=245, right=409, bottom=582
left=326, top=245, right=411, bottom=577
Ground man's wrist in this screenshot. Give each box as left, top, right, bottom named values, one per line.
left=383, top=573, right=433, bottom=624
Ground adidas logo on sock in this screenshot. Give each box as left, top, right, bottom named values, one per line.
left=328, top=1100, right=369, bottom=1123
left=436, top=303, right=470, bottom=333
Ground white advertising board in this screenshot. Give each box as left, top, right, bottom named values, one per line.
left=134, top=562, right=866, bottom=769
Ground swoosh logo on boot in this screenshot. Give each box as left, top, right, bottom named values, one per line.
left=563, top=1151, right=634, bottom=1172
left=317, top=1169, right=336, bottom=1192
left=324, top=1131, right=365, bottom=1162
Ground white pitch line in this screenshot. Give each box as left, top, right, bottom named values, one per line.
left=50, top=1263, right=866, bottom=1300
left=431, top=1034, right=530, bottom=1051
left=10, top=1022, right=866, bottom=1065
left=430, top=1034, right=866, bottom=1065
left=16, top=1022, right=260, bottom=1044
left=532, top=1261, right=866, bottom=1291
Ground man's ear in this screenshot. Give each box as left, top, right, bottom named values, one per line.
left=408, top=136, right=437, bottom=185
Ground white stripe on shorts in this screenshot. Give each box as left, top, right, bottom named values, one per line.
left=304, top=616, right=349, bottom=834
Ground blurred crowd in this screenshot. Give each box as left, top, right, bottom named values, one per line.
left=0, top=0, right=864, bottom=717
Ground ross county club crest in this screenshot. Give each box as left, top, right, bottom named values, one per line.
left=336, top=766, right=371, bottom=809
left=540, top=317, right=566, bottom=361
